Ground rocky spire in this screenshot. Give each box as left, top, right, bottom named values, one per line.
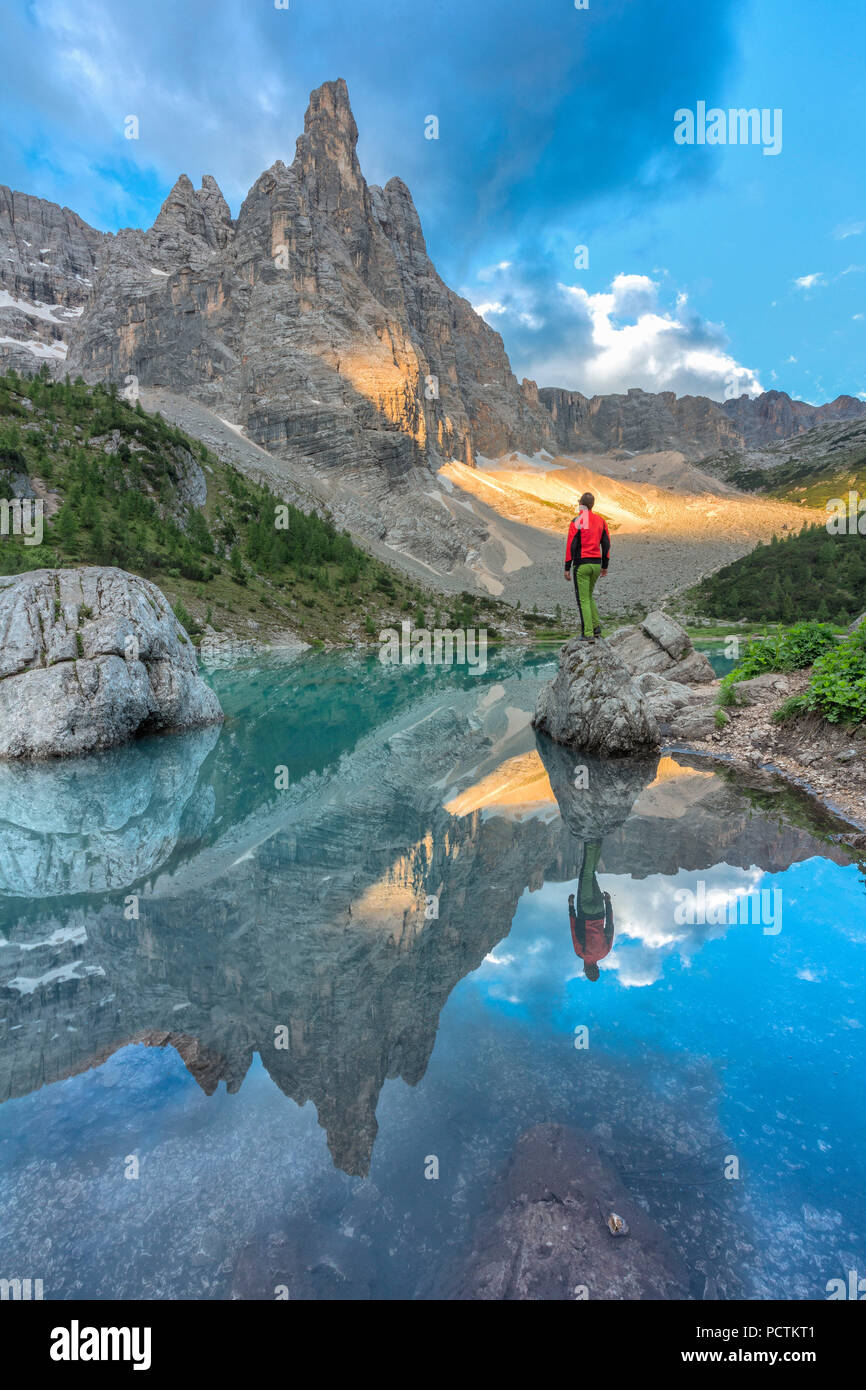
left=292, top=78, right=367, bottom=217
left=150, top=173, right=233, bottom=258
left=195, top=174, right=233, bottom=248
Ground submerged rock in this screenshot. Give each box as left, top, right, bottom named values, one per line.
left=441, top=1122, right=691, bottom=1300
left=532, top=637, right=660, bottom=756
left=0, top=567, right=223, bottom=759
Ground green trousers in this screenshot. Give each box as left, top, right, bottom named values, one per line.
left=578, top=839, right=605, bottom=915
left=573, top=563, right=602, bottom=636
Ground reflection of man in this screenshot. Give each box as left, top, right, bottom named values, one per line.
left=568, top=840, right=614, bottom=982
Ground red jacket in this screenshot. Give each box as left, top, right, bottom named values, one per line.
left=570, top=915, right=612, bottom=965
left=565, top=508, right=610, bottom=571
left=569, top=893, right=615, bottom=964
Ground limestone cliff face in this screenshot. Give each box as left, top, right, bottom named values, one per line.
left=66, top=80, right=551, bottom=483
left=0, top=186, right=104, bottom=373
left=539, top=384, right=866, bottom=458
left=0, top=187, right=104, bottom=307
left=720, top=388, right=866, bottom=447
left=541, top=385, right=740, bottom=458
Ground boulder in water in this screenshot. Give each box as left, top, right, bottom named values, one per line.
left=0, top=567, right=223, bottom=759
left=532, top=637, right=660, bottom=756
left=440, top=1122, right=691, bottom=1300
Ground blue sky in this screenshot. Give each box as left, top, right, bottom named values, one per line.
left=3, top=0, right=864, bottom=402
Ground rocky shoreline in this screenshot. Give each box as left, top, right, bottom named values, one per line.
left=534, top=611, right=866, bottom=839
left=671, top=669, right=866, bottom=837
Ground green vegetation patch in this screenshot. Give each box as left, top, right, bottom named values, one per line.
left=717, top=621, right=838, bottom=708
left=688, top=525, right=866, bottom=625
left=773, top=624, right=866, bottom=727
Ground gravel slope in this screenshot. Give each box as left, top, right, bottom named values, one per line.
left=142, top=388, right=822, bottom=619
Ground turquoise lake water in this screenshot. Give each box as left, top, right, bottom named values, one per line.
left=0, top=648, right=864, bottom=1300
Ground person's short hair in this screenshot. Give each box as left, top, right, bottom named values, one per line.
left=584, top=962, right=600, bottom=981
left=579, top=492, right=595, bottom=509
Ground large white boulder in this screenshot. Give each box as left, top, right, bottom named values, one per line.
left=0, top=567, right=223, bottom=759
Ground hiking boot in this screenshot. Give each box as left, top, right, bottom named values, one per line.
left=579, top=635, right=596, bottom=643
left=594, top=627, right=603, bottom=638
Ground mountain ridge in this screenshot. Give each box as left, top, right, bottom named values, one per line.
left=0, top=79, right=861, bottom=610
left=1, top=79, right=863, bottom=469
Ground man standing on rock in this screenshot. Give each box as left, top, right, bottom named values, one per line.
left=564, top=492, right=610, bottom=641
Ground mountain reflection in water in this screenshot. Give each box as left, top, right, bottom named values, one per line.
left=0, top=650, right=864, bottom=1300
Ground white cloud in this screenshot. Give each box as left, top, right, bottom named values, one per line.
left=834, top=222, right=865, bottom=240
left=794, top=273, right=823, bottom=290
left=469, top=267, right=763, bottom=399
left=477, top=260, right=513, bottom=282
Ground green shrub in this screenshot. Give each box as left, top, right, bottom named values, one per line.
left=717, top=679, right=742, bottom=708
left=718, top=621, right=839, bottom=711
left=735, top=622, right=837, bottom=679
left=772, top=695, right=809, bottom=723
left=172, top=600, right=201, bottom=635
left=795, top=626, right=866, bottom=725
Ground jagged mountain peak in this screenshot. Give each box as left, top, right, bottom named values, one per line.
left=292, top=78, right=366, bottom=217
left=303, top=77, right=358, bottom=146
left=151, top=173, right=202, bottom=230
left=194, top=175, right=233, bottom=247
left=148, top=170, right=234, bottom=258
left=156, top=171, right=196, bottom=208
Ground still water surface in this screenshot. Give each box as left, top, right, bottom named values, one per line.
left=0, top=649, right=863, bottom=1299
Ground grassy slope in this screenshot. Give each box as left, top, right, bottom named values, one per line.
left=685, top=423, right=866, bottom=624
left=0, top=370, right=528, bottom=645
